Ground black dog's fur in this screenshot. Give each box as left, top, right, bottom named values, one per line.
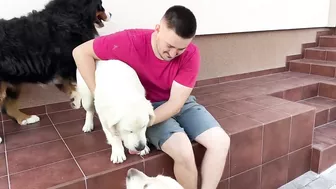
left=0, top=0, right=109, bottom=125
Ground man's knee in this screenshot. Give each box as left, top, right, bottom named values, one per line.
left=197, top=126, right=230, bottom=152
left=161, top=132, right=196, bottom=166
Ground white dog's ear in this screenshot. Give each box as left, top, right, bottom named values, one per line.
left=147, top=100, right=156, bottom=126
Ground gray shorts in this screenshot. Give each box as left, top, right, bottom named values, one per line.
left=146, top=95, right=221, bottom=150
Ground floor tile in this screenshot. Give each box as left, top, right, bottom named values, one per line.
left=271, top=101, right=315, bottom=116
left=0, top=153, right=7, bottom=177
left=216, top=100, right=264, bottom=114
left=55, top=118, right=102, bottom=139
left=63, top=130, right=110, bottom=157
left=288, top=146, right=312, bottom=182
left=2, top=106, right=46, bottom=121
left=5, top=126, right=60, bottom=151
left=7, top=140, right=72, bottom=174
left=3, top=114, right=52, bottom=134
left=0, top=176, right=8, bottom=189
left=48, top=109, right=86, bottom=124
left=219, top=115, right=262, bottom=135
left=45, top=101, right=73, bottom=113
left=9, top=159, right=84, bottom=189
left=244, top=95, right=289, bottom=107
left=205, top=106, right=236, bottom=120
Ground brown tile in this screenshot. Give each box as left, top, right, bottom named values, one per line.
left=48, top=109, right=86, bottom=124
left=223, top=86, right=268, bottom=101
left=299, top=101, right=328, bottom=127
left=283, top=87, right=304, bottom=101
left=76, top=149, right=144, bottom=176
left=318, top=145, right=336, bottom=173
left=289, top=62, right=310, bottom=73
left=0, top=153, right=7, bottom=177
left=243, top=108, right=290, bottom=124
left=5, top=126, right=60, bottom=151
left=192, top=83, right=239, bottom=96
left=45, top=101, right=73, bottom=113
left=64, top=130, right=110, bottom=157
left=144, top=153, right=175, bottom=179
left=230, top=126, right=262, bottom=175
left=195, top=92, right=230, bottom=106
left=314, top=123, right=336, bottom=139
left=229, top=166, right=261, bottom=189
left=326, top=50, right=336, bottom=61
left=313, top=130, right=336, bottom=150
left=290, top=110, right=315, bottom=152
left=10, top=159, right=84, bottom=189
left=217, top=100, right=264, bottom=115
left=305, top=49, right=326, bottom=60
left=302, top=84, right=318, bottom=99
left=0, top=176, right=8, bottom=189
left=261, top=155, right=289, bottom=189
left=263, top=117, right=291, bottom=163
left=3, top=114, right=52, bottom=134
left=310, top=64, right=335, bottom=77
left=319, top=36, right=336, bottom=47
left=55, top=118, right=102, bottom=139
left=329, top=107, right=336, bottom=122
left=7, top=140, right=72, bottom=174
left=244, top=95, right=289, bottom=107
left=304, top=96, right=336, bottom=108
left=219, top=115, right=262, bottom=135
left=319, top=83, right=336, bottom=99
left=288, top=146, right=312, bottom=182
left=311, top=148, right=321, bottom=173
left=53, top=180, right=86, bottom=189
left=270, top=91, right=284, bottom=98
left=2, top=106, right=46, bottom=121
left=218, top=179, right=229, bottom=189
left=271, top=101, right=315, bottom=116
left=195, top=77, right=219, bottom=87
left=85, top=158, right=144, bottom=189
left=206, top=106, right=236, bottom=120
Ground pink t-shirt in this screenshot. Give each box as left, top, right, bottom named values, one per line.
left=93, top=29, right=200, bottom=102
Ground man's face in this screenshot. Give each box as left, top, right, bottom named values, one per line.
left=154, top=21, right=193, bottom=61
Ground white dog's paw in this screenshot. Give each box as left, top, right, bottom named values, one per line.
left=20, top=115, right=40, bottom=125
left=70, top=92, right=81, bottom=109
left=110, top=148, right=126, bottom=163
left=0, top=137, right=2, bottom=144
left=139, top=145, right=150, bottom=156
left=82, top=122, right=94, bottom=133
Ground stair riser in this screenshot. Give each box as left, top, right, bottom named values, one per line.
left=319, top=37, right=336, bottom=47
left=311, top=144, right=336, bottom=173
left=289, top=62, right=336, bottom=77
left=305, top=49, right=336, bottom=61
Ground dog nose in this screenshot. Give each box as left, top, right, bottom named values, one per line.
left=135, top=143, right=145, bottom=151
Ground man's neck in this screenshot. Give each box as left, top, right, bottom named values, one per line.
left=150, top=32, right=164, bottom=61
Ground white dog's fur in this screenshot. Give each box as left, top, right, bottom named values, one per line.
left=126, top=168, right=184, bottom=189
left=76, top=59, right=155, bottom=163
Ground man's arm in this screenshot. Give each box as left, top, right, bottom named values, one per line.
left=149, top=47, right=200, bottom=126
left=72, top=39, right=100, bottom=94
left=151, top=81, right=193, bottom=125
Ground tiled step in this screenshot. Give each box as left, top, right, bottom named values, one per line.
left=2, top=72, right=336, bottom=189
left=311, top=122, right=336, bottom=174
left=304, top=47, right=336, bottom=61
left=288, top=59, right=336, bottom=78
left=319, top=35, right=336, bottom=48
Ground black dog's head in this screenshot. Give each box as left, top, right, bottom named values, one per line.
left=94, top=0, right=112, bottom=28
left=44, top=0, right=112, bottom=28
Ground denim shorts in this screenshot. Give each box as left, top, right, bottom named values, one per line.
left=146, top=95, right=221, bottom=150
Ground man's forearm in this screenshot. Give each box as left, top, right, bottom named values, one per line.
left=151, top=101, right=181, bottom=126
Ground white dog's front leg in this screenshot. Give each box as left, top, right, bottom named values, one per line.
left=102, top=127, right=126, bottom=163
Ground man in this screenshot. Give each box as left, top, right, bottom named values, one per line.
left=72, top=5, right=230, bottom=189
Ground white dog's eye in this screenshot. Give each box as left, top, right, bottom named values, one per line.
left=143, top=184, right=148, bottom=189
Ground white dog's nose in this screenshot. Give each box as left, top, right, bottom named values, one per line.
left=135, top=143, right=145, bottom=151
left=105, top=11, right=112, bottom=22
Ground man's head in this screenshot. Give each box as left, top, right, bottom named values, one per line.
left=153, top=5, right=197, bottom=61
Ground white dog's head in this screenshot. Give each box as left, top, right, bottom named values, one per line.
left=126, top=168, right=183, bottom=189
left=107, top=99, right=155, bottom=154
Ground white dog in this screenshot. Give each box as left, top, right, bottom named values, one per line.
left=126, top=168, right=184, bottom=189
left=76, top=59, right=155, bottom=163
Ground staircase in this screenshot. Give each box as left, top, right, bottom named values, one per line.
left=288, top=32, right=336, bottom=174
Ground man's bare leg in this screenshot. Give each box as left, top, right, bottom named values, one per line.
left=161, top=132, right=198, bottom=189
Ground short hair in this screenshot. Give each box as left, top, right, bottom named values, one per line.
left=162, top=5, right=197, bottom=39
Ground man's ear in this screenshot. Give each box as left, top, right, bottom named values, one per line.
left=147, top=100, right=156, bottom=126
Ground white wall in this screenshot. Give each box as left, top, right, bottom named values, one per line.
left=0, top=0, right=333, bottom=36
left=328, top=0, right=336, bottom=27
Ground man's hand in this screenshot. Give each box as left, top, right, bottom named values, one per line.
left=150, top=81, right=193, bottom=126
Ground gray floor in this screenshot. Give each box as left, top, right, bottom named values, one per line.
left=279, top=164, right=336, bottom=189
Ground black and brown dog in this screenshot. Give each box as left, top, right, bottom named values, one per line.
left=0, top=0, right=111, bottom=129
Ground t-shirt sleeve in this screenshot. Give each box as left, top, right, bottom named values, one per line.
left=93, top=30, right=132, bottom=61
left=174, top=47, right=201, bottom=88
